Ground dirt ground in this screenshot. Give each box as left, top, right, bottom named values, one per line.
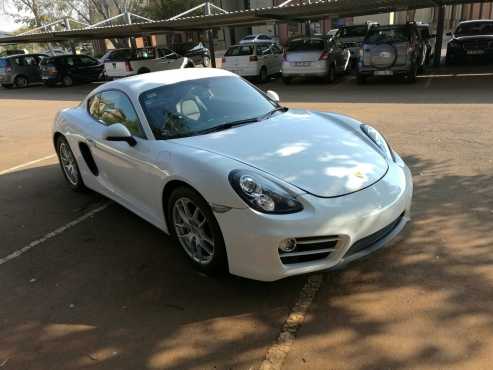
left=0, top=66, right=492, bottom=370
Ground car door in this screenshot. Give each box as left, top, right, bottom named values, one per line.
left=271, top=44, right=283, bottom=73
left=87, top=90, right=164, bottom=221
left=157, top=48, right=184, bottom=70
left=76, top=55, right=102, bottom=81
left=23, top=55, right=40, bottom=82
left=63, top=55, right=80, bottom=80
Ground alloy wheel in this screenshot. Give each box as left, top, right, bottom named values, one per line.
left=172, top=197, right=215, bottom=265
left=59, top=142, right=79, bottom=186
left=15, top=76, right=28, bottom=88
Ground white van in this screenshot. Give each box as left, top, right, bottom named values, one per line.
left=221, top=43, right=283, bottom=82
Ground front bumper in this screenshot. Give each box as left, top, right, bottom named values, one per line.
left=282, top=61, right=329, bottom=77
left=216, top=160, right=413, bottom=281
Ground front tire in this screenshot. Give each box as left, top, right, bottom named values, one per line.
left=56, top=136, right=86, bottom=192
left=61, top=75, right=73, bottom=87
left=167, top=187, right=228, bottom=275
left=14, top=75, right=28, bottom=88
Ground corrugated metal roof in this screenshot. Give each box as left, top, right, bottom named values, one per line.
left=0, top=0, right=485, bottom=44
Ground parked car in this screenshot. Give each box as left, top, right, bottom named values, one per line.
left=281, top=36, right=350, bottom=84
left=172, top=41, right=211, bottom=67
left=102, top=47, right=192, bottom=79
left=222, top=43, right=283, bottom=82
left=338, top=22, right=379, bottom=63
left=0, top=49, right=27, bottom=57
left=446, top=20, right=493, bottom=65
left=40, top=54, right=104, bottom=87
left=52, top=68, right=413, bottom=281
left=357, top=23, right=427, bottom=84
left=239, top=34, right=274, bottom=44
left=416, top=22, right=436, bottom=65
left=0, top=54, right=47, bottom=88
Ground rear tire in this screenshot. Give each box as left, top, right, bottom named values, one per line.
left=55, top=135, right=86, bottom=192
left=259, top=66, right=268, bottom=83
left=138, top=68, right=150, bottom=74
left=325, top=64, right=336, bottom=83
left=167, top=186, right=228, bottom=276
left=356, top=74, right=367, bottom=84
left=282, top=76, right=292, bottom=84
left=14, top=75, right=28, bottom=88
left=61, top=75, right=73, bottom=87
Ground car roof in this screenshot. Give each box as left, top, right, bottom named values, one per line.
left=91, top=68, right=237, bottom=98
left=459, top=19, right=493, bottom=24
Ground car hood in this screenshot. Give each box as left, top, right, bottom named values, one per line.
left=175, top=110, right=389, bottom=198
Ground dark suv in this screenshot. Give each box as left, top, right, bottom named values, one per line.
left=40, top=54, right=104, bottom=87
left=357, top=23, right=426, bottom=83
left=446, top=20, right=493, bottom=65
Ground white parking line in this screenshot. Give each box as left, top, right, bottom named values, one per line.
left=259, top=274, right=323, bottom=370
left=0, top=202, right=110, bottom=267
left=0, top=154, right=57, bottom=176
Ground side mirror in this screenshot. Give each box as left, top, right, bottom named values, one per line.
left=266, top=90, right=280, bottom=103
left=103, top=123, right=137, bottom=146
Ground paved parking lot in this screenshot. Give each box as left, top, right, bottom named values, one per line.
left=1, top=66, right=493, bottom=370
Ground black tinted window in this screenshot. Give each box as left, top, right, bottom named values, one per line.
left=109, top=49, right=131, bottom=60
left=340, top=25, right=368, bottom=37
left=77, top=56, right=98, bottom=66
left=225, top=46, right=254, bottom=56
left=366, top=28, right=410, bottom=44
left=455, top=22, right=493, bottom=36
left=287, top=39, right=325, bottom=51
left=99, top=91, right=144, bottom=138
left=64, top=56, right=76, bottom=66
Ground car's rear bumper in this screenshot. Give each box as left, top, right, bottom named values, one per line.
left=447, top=48, right=493, bottom=62
left=222, top=65, right=259, bottom=77
left=215, top=158, right=413, bottom=282
left=282, top=61, right=328, bottom=77
left=358, top=63, right=412, bottom=76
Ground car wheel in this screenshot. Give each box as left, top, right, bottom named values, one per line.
left=406, top=64, right=417, bottom=83
left=168, top=187, right=228, bottom=275
left=14, top=75, right=28, bottom=88
left=61, top=75, right=73, bottom=87
left=356, top=74, right=366, bottom=84
left=282, top=76, right=292, bottom=85
left=259, top=67, right=268, bottom=83
left=1, top=84, right=13, bottom=89
left=56, top=136, right=86, bottom=192
left=326, top=64, right=336, bottom=83
left=202, top=55, right=210, bottom=67
left=138, top=68, right=150, bottom=74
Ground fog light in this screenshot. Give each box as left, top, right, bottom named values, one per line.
left=279, top=238, right=297, bottom=253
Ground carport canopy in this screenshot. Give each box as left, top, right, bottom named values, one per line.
left=0, top=0, right=482, bottom=45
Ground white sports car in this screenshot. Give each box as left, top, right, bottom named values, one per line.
left=53, top=68, right=413, bottom=281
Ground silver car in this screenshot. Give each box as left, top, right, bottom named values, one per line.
left=281, top=36, right=350, bottom=84
left=0, top=53, right=47, bottom=88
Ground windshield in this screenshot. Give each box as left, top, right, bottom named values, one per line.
left=287, top=39, right=325, bottom=52
left=225, top=46, right=254, bottom=56
left=139, top=76, right=277, bottom=139
left=365, top=28, right=410, bottom=44
left=340, top=25, right=368, bottom=38
left=455, top=22, right=493, bottom=36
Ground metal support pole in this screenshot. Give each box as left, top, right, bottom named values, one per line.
left=125, top=11, right=137, bottom=49
left=64, top=17, right=77, bottom=55
left=434, top=5, right=445, bottom=67
left=205, top=1, right=216, bottom=68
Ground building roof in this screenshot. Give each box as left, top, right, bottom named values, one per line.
left=0, top=0, right=485, bottom=44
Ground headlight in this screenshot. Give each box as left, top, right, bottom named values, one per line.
left=361, top=124, right=394, bottom=161
left=228, top=170, right=303, bottom=214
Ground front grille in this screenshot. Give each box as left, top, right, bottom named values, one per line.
left=345, top=212, right=405, bottom=257
left=280, top=236, right=338, bottom=265
left=463, top=40, right=492, bottom=51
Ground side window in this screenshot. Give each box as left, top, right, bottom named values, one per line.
left=65, top=56, right=76, bottom=66
left=78, top=56, right=97, bottom=66
left=98, top=91, right=145, bottom=138
left=259, top=35, right=271, bottom=40
left=24, top=56, right=37, bottom=66
left=88, top=94, right=101, bottom=120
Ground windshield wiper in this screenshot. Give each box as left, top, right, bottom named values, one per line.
left=261, top=106, right=289, bottom=121
left=195, top=117, right=261, bottom=135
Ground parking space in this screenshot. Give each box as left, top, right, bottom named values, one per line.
left=1, top=65, right=493, bottom=369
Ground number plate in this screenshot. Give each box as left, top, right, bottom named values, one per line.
left=374, top=70, right=393, bottom=76
left=293, top=61, right=311, bottom=67
left=467, top=50, right=485, bottom=55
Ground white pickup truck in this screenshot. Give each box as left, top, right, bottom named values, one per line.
left=102, top=47, right=193, bottom=79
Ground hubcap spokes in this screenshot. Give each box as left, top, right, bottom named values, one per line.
left=59, top=143, right=79, bottom=185
left=173, top=198, right=214, bottom=264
